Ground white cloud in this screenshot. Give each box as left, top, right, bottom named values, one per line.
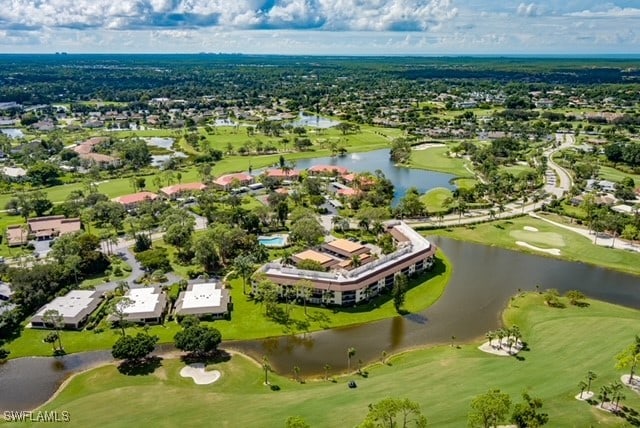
left=567, top=7, right=640, bottom=18
left=517, top=3, right=538, bottom=17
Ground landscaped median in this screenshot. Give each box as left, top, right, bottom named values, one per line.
left=4, top=250, right=452, bottom=359
left=19, top=293, right=640, bottom=427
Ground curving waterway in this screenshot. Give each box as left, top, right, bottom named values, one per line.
left=1, top=238, right=639, bottom=410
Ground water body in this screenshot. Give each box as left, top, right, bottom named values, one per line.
left=144, top=137, right=188, bottom=167
left=145, top=137, right=174, bottom=150
left=290, top=113, right=341, bottom=129
left=0, top=129, right=24, bottom=139
left=2, top=239, right=639, bottom=410
left=293, top=149, right=456, bottom=204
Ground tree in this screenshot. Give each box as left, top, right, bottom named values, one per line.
left=358, top=397, right=427, bottom=428
left=396, top=187, right=426, bottom=218
left=233, top=254, right=254, bottom=295
left=174, top=324, right=222, bottom=356
left=110, top=297, right=133, bottom=337
left=285, top=416, right=310, bottom=428
left=262, top=355, right=272, bottom=385
left=468, top=388, right=512, bottom=428
left=290, top=216, right=325, bottom=247
left=27, top=161, right=60, bottom=186
left=324, top=363, right=331, bottom=381
left=42, top=309, right=64, bottom=353
left=578, top=381, right=587, bottom=399
left=348, top=347, right=356, bottom=372
left=192, top=231, right=219, bottom=273
left=511, top=392, right=548, bottom=428
left=565, top=290, right=585, bottom=306
left=392, top=274, right=408, bottom=312
left=135, top=247, right=172, bottom=273
left=586, top=371, right=597, bottom=394
left=295, top=280, right=312, bottom=315
left=111, top=333, right=158, bottom=362
left=616, top=335, right=640, bottom=383
left=0, top=347, right=9, bottom=361
left=542, top=289, right=561, bottom=307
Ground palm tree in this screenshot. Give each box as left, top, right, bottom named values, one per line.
left=293, top=365, right=300, bottom=382
left=371, top=220, right=385, bottom=237
left=358, top=217, right=370, bottom=232
left=115, top=281, right=130, bottom=297
left=42, top=309, right=64, bottom=352
left=496, top=328, right=505, bottom=349
left=347, top=347, right=356, bottom=372
left=599, top=385, right=611, bottom=406
left=586, top=371, right=597, bottom=394
left=351, top=254, right=362, bottom=268
left=578, top=380, right=587, bottom=399
left=324, top=363, right=331, bottom=381
left=485, top=331, right=495, bottom=348
left=233, top=254, right=255, bottom=295
left=262, top=356, right=271, bottom=385
left=610, top=381, right=624, bottom=411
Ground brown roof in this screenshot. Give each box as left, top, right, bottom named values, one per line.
left=79, top=152, right=118, bottom=164
left=265, top=168, right=301, bottom=178
left=388, top=227, right=411, bottom=243
left=324, top=238, right=366, bottom=254
left=160, top=182, right=207, bottom=196
left=73, top=137, right=108, bottom=155
left=6, top=225, right=27, bottom=246
left=293, top=250, right=335, bottom=266
left=113, top=192, right=158, bottom=205
left=28, top=216, right=81, bottom=236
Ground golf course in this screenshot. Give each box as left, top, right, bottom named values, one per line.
left=14, top=293, right=640, bottom=427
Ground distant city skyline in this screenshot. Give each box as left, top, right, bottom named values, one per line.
left=1, top=1, right=639, bottom=55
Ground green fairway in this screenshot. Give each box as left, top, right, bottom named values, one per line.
left=429, top=216, right=640, bottom=276
left=598, top=165, right=640, bottom=184
left=24, top=293, right=640, bottom=427
left=409, top=147, right=473, bottom=177
left=421, top=187, right=452, bottom=213
left=5, top=251, right=451, bottom=359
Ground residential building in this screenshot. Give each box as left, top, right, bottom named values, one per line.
left=110, top=286, right=167, bottom=324
left=307, top=165, right=348, bottom=177
left=174, top=282, right=232, bottom=319
left=31, top=290, right=104, bottom=330
left=254, top=221, right=436, bottom=306
left=6, top=215, right=82, bottom=246
left=113, top=192, right=158, bottom=209
left=159, top=182, right=207, bottom=199
left=212, top=172, right=254, bottom=190
left=264, top=168, right=301, bottom=181
left=1, top=166, right=27, bottom=180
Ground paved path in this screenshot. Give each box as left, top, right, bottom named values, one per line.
left=529, top=212, right=640, bottom=253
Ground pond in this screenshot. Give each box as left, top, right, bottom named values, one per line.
left=293, top=149, right=456, bottom=204
left=145, top=137, right=188, bottom=167
left=0, top=129, right=24, bottom=139
left=2, top=239, right=639, bottom=410
left=145, top=137, right=175, bottom=150
left=290, top=113, right=341, bottom=129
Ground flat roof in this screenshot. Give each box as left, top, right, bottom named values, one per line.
left=181, top=283, right=222, bottom=309
left=325, top=238, right=366, bottom=254
left=34, top=290, right=102, bottom=319
left=294, top=249, right=334, bottom=265
left=120, top=287, right=162, bottom=315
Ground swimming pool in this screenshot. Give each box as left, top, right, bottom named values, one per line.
left=258, top=235, right=288, bottom=248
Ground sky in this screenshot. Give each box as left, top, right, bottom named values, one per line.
left=0, top=0, right=639, bottom=55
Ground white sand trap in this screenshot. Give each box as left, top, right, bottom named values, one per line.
left=575, top=391, right=594, bottom=401
left=413, top=143, right=445, bottom=150
left=621, top=375, right=640, bottom=394
left=478, top=340, right=523, bottom=357
left=180, top=363, right=221, bottom=385
left=516, top=241, right=561, bottom=256
left=523, top=226, right=539, bottom=232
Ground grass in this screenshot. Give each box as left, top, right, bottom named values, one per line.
left=23, top=293, right=640, bottom=427
left=5, top=251, right=452, bottom=359
left=598, top=165, right=640, bottom=183
left=421, top=187, right=452, bottom=213
left=429, top=216, right=640, bottom=276
left=409, top=146, right=472, bottom=177
left=453, top=178, right=477, bottom=189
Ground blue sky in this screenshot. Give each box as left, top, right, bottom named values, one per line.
left=0, top=0, right=639, bottom=54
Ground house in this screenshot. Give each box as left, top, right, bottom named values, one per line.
left=73, top=137, right=119, bottom=168
left=264, top=168, right=301, bottom=181
left=1, top=166, right=27, bottom=180
left=159, top=182, right=207, bottom=199
left=586, top=179, right=616, bottom=193
left=174, top=282, right=232, bottom=319
left=113, top=192, right=158, bottom=209
left=0, top=282, right=13, bottom=301
left=212, top=172, right=254, bottom=190
left=6, top=216, right=82, bottom=246
left=110, top=286, right=167, bottom=325
left=308, top=165, right=348, bottom=177
left=254, top=221, right=436, bottom=307
left=31, top=290, right=104, bottom=330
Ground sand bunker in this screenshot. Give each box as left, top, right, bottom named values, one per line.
left=478, top=340, right=523, bottom=357
left=516, top=241, right=561, bottom=256
left=621, top=375, right=640, bottom=394
left=523, top=226, right=539, bottom=232
left=575, top=391, right=594, bottom=401
left=413, top=143, right=445, bottom=150
left=180, top=363, right=221, bottom=385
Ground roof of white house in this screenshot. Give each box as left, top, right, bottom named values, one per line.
left=175, top=282, right=231, bottom=316
left=120, top=287, right=163, bottom=315
left=1, top=166, right=27, bottom=177
left=32, top=290, right=103, bottom=323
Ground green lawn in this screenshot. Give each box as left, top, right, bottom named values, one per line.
left=598, top=165, right=640, bottom=184
left=24, top=293, right=640, bottom=427
left=429, top=216, right=640, bottom=276
left=409, top=147, right=472, bottom=177
left=421, top=187, right=452, bottom=213
left=453, top=178, right=477, bottom=189
left=5, top=251, right=452, bottom=359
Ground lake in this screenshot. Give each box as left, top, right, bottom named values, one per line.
left=293, top=149, right=456, bottom=204
left=290, top=113, right=341, bottom=129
